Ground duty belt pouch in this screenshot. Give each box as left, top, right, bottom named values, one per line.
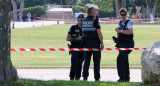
left=115, top=42, right=119, bottom=48
left=67, top=44, right=71, bottom=55
left=81, top=37, right=85, bottom=47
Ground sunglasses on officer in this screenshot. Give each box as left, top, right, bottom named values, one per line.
left=121, top=14, right=127, bottom=16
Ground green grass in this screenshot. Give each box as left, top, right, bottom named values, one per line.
left=1, top=80, right=153, bottom=86
left=11, top=24, right=160, bottom=67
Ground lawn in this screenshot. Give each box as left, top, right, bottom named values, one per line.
left=0, top=80, right=153, bottom=86
left=11, top=24, right=160, bottom=67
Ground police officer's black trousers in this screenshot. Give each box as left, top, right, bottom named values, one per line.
left=83, top=51, right=101, bottom=80
left=117, top=40, right=134, bottom=80
left=70, top=51, right=84, bottom=79
left=82, top=40, right=101, bottom=80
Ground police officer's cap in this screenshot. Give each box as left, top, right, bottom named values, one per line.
left=77, top=14, right=84, bottom=19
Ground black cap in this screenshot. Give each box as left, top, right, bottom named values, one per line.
left=77, top=14, right=84, bottom=18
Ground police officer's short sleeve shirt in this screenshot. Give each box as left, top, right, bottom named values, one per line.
left=127, top=21, right=133, bottom=29
left=94, top=18, right=101, bottom=29
left=68, top=25, right=82, bottom=36
left=68, top=26, right=74, bottom=35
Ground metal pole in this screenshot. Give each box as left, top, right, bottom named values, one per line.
left=12, top=23, right=15, bottom=29
left=63, top=7, right=64, bottom=20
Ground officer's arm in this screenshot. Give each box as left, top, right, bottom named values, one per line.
left=66, top=34, right=71, bottom=41
left=66, top=34, right=81, bottom=41
left=97, top=29, right=104, bottom=48
left=120, top=28, right=133, bottom=35
left=116, top=21, right=133, bottom=35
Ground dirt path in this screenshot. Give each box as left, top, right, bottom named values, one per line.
left=17, top=68, right=142, bottom=82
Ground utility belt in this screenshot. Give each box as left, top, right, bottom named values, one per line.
left=115, top=33, right=133, bottom=47
left=67, top=44, right=82, bottom=55
left=116, top=38, right=133, bottom=48
left=84, top=36, right=100, bottom=42
left=68, top=44, right=82, bottom=48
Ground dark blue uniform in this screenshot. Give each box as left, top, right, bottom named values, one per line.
left=117, top=19, right=134, bottom=81
left=82, top=15, right=101, bottom=81
left=68, top=25, right=84, bottom=80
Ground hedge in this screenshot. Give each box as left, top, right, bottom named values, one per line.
left=72, top=5, right=115, bottom=18
left=18, top=6, right=45, bottom=20
left=72, top=6, right=86, bottom=16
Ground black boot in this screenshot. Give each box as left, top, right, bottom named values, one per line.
left=70, top=77, right=74, bottom=80
left=95, top=79, right=100, bottom=81
left=83, top=77, right=87, bottom=81
left=125, top=79, right=130, bottom=82
left=117, top=79, right=125, bottom=82
left=75, top=77, right=80, bottom=80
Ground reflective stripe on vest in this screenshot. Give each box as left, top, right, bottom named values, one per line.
left=82, top=28, right=96, bottom=31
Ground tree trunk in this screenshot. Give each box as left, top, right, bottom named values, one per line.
left=121, top=0, right=126, bottom=8
left=141, top=6, right=147, bottom=19
left=145, top=0, right=156, bottom=21
left=146, top=5, right=155, bottom=22
left=19, top=0, right=24, bottom=13
left=0, top=0, right=18, bottom=84
left=11, top=0, right=17, bottom=21
left=44, top=0, right=47, bottom=10
left=115, top=0, right=120, bottom=18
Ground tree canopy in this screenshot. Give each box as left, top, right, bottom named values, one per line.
left=12, top=0, right=160, bottom=18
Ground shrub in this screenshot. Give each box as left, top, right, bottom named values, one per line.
left=72, top=6, right=86, bottom=16
left=72, top=5, right=115, bottom=18
left=18, top=6, right=45, bottom=20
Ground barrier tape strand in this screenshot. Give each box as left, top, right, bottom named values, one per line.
left=11, top=48, right=146, bottom=51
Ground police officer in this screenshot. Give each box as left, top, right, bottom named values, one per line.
left=66, top=14, right=84, bottom=80
left=114, top=8, right=134, bottom=82
left=82, top=7, right=104, bottom=81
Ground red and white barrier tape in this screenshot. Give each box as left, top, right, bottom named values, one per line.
left=46, top=5, right=72, bottom=7
left=65, top=18, right=160, bottom=24
left=11, top=48, right=146, bottom=51
left=37, top=17, right=65, bottom=21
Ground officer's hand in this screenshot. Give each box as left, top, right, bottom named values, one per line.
left=115, top=28, right=120, bottom=33
left=77, top=36, right=82, bottom=40
left=101, top=43, right=104, bottom=49
left=113, top=39, right=116, bottom=43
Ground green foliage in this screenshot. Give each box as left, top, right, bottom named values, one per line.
left=21, top=6, right=45, bottom=19
left=76, top=0, right=87, bottom=6
left=73, top=0, right=115, bottom=17
left=46, top=0, right=60, bottom=4
left=17, top=0, right=160, bottom=18
left=63, top=0, right=72, bottom=5
left=89, top=0, right=115, bottom=17
left=24, top=0, right=44, bottom=8
left=129, top=0, right=146, bottom=7
left=128, top=0, right=160, bottom=16
left=24, top=0, right=72, bottom=7
left=72, top=6, right=86, bottom=15
left=97, top=0, right=115, bottom=17
left=155, top=0, right=160, bottom=13
left=99, top=10, right=115, bottom=18
left=145, top=0, right=156, bottom=8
